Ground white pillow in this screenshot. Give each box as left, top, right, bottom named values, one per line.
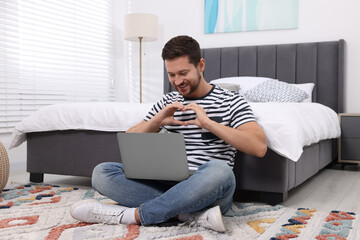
left=212, top=83, right=240, bottom=92
left=244, top=80, right=309, bottom=103
left=210, top=76, right=272, bottom=96
left=210, top=77, right=315, bottom=102
left=291, top=83, right=315, bottom=102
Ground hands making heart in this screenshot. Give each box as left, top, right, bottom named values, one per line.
left=155, top=102, right=211, bottom=129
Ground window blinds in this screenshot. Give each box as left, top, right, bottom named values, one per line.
left=0, top=0, right=116, bottom=133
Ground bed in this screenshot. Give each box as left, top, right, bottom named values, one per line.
left=9, top=39, right=345, bottom=204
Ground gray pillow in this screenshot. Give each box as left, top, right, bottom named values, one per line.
left=244, top=80, right=309, bottom=102
left=214, top=83, right=240, bottom=93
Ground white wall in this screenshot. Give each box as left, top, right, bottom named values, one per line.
left=1, top=134, right=26, bottom=171
left=127, top=0, right=360, bottom=113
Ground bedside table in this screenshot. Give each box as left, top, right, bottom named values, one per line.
left=338, top=113, right=360, bottom=169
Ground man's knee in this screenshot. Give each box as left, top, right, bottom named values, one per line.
left=207, top=159, right=230, bottom=168
left=91, top=163, right=103, bottom=190
left=207, top=160, right=233, bottom=174
left=92, top=162, right=106, bottom=182
left=202, top=160, right=235, bottom=184
left=92, top=162, right=108, bottom=176
left=91, top=162, right=121, bottom=190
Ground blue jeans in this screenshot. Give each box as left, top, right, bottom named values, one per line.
left=91, top=159, right=236, bottom=226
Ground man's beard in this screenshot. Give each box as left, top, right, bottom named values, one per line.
left=174, top=72, right=202, bottom=97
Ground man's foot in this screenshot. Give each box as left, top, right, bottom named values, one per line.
left=189, top=205, right=226, bottom=232
left=70, top=199, right=131, bottom=225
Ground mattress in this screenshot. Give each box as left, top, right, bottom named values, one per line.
left=12, top=101, right=340, bottom=162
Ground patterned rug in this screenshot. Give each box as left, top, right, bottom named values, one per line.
left=0, top=184, right=359, bottom=240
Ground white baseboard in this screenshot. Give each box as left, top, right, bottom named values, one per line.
left=10, top=161, right=26, bottom=172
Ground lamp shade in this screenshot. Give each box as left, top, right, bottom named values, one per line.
left=124, top=13, right=158, bottom=42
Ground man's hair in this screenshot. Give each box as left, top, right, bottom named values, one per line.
left=161, top=35, right=201, bottom=67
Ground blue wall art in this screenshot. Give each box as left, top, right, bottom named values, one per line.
left=205, top=0, right=298, bottom=34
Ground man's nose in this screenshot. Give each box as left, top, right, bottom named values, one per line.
left=174, top=76, right=184, bottom=85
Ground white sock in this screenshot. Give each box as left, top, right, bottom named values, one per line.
left=119, top=207, right=137, bottom=225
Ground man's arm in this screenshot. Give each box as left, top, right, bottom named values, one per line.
left=126, top=119, right=161, bottom=133
left=184, top=103, right=267, bottom=158
left=127, top=102, right=188, bottom=133
left=204, top=121, right=267, bottom=157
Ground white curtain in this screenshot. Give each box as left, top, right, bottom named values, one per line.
left=0, top=0, right=116, bottom=133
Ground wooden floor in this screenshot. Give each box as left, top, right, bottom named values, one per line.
left=7, top=163, right=360, bottom=213
left=282, top=163, right=360, bottom=213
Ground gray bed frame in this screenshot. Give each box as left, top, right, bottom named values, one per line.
left=27, top=40, right=345, bottom=204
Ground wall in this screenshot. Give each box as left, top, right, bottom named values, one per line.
left=127, top=0, right=360, bottom=113
left=1, top=134, right=26, bottom=172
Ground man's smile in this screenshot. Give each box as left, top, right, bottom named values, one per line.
left=177, top=83, right=189, bottom=92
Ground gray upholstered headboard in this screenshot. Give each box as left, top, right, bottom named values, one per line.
left=164, top=40, right=345, bottom=113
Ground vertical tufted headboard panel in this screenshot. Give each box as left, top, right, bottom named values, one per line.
left=164, top=40, right=345, bottom=113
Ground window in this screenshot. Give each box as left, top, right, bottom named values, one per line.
left=0, top=0, right=116, bottom=133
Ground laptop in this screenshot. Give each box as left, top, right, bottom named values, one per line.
left=117, top=132, right=195, bottom=181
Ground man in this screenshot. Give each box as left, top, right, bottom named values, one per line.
left=70, top=35, right=267, bottom=232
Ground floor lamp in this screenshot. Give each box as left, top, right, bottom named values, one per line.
left=124, top=13, right=158, bottom=103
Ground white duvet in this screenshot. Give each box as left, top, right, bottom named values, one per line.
left=9, top=102, right=340, bottom=162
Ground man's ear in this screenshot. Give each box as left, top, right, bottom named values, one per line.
left=198, top=58, right=205, bottom=72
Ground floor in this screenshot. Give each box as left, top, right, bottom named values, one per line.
left=282, top=163, right=360, bottom=213
left=6, top=163, right=360, bottom=213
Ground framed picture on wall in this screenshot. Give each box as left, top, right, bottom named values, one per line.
left=205, top=0, right=299, bottom=34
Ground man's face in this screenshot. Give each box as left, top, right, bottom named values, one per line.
left=165, top=56, right=203, bottom=98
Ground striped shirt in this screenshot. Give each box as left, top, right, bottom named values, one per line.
left=144, top=84, right=256, bottom=170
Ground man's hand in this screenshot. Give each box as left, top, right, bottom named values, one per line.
left=126, top=102, right=188, bottom=133
left=152, top=102, right=188, bottom=127
left=183, top=103, right=267, bottom=157
left=183, top=103, right=212, bottom=129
